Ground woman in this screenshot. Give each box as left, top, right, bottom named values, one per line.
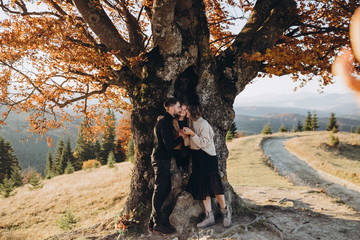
left=182, top=104, right=231, bottom=228
left=173, top=103, right=191, bottom=178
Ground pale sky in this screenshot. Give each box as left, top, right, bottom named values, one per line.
left=234, top=75, right=353, bottom=103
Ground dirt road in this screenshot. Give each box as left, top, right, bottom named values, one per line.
left=262, top=137, right=360, bottom=212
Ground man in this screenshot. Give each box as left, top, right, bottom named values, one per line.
left=149, top=98, right=186, bottom=235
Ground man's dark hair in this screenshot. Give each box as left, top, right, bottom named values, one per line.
left=163, top=98, right=181, bottom=109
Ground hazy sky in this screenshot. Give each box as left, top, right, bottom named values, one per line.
left=238, top=76, right=351, bottom=97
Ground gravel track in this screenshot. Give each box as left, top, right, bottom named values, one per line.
left=262, top=137, right=360, bottom=212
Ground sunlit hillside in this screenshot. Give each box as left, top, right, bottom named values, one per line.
left=1, top=131, right=359, bottom=240
left=0, top=162, right=133, bottom=240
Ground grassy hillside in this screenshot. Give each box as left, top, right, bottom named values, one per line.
left=284, top=131, right=360, bottom=185
left=227, top=135, right=296, bottom=189
left=1, top=132, right=359, bottom=240
left=0, top=162, right=132, bottom=240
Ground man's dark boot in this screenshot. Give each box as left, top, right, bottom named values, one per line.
left=153, top=222, right=176, bottom=235
left=148, top=218, right=154, bottom=231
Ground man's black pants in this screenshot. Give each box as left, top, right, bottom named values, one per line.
left=150, top=158, right=171, bottom=224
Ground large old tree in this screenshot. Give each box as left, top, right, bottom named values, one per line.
left=0, top=0, right=357, bottom=227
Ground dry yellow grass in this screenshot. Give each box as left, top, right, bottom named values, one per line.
left=0, top=162, right=133, bottom=240
left=3, top=132, right=358, bottom=239
left=284, top=131, right=360, bottom=185
left=227, top=135, right=296, bottom=188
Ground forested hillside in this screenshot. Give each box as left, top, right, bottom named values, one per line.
left=1, top=108, right=359, bottom=173
left=0, top=112, right=80, bottom=174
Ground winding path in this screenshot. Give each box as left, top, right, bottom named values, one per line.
left=261, top=137, right=360, bottom=212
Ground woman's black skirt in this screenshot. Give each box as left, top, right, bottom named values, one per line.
left=186, top=149, right=224, bottom=200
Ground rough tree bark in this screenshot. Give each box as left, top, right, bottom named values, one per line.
left=74, top=0, right=297, bottom=230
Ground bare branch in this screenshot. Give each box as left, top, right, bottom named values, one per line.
left=0, top=0, right=62, bottom=18
left=54, top=83, right=109, bottom=108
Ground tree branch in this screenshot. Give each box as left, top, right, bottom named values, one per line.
left=103, top=0, right=145, bottom=53
left=216, top=0, right=297, bottom=102
left=72, top=0, right=134, bottom=64
left=0, top=0, right=62, bottom=18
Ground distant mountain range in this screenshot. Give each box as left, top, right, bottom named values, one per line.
left=235, top=92, right=360, bottom=117
left=234, top=93, right=360, bottom=134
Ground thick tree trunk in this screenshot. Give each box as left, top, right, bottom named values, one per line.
left=122, top=50, right=173, bottom=219
left=118, top=0, right=297, bottom=231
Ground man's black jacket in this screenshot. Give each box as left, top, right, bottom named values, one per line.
left=151, top=112, right=183, bottom=160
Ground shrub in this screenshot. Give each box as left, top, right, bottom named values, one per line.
left=57, top=209, right=80, bottom=231
left=126, top=138, right=134, bottom=163
left=328, top=133, right=340, bottom=147
left=24, top=169, right=43, bottom=190
left=0, top=178, right=16, bottom=198
left=82, top=159, right=101, bottom=169
left=28, top=171, right=43, bottom=190
left=279, top=124, right=288, bottom=133
left=107, top=151, right=116, bottom=168
left=114, top=211, right=138, bottom=235
left=262, top=122, right=272, bottom=135
left=226, top=130, right=233, bottom=141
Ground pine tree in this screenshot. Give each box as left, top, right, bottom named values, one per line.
left=93, top=140, right=102, bottom=162
left=356, top=126, right=360, bottom=134
left=304, top=111, right=312, bottom=131
left=74, top=122, right=95, bottom=170
left=327, top=113, right=339, bottom=133
left=28, top=171, right=43, bottom=190
left=10, top=165, right=23, bottom=187
left=64, top=161, right=75, bottom=174
left=262, top=122, right=272, bottom=135
left=107, top=151, right=116, bottom=168
left=59, top=136, right=75, bottom=174
left=0, top=177, right=16, bottom=198
left=45, top=150, right=54, bottom=179
left=101, top=109, right=116, bottom=165
left=296, top=120, right=303, bottom=132
left=230, top=122, right=237, bottom=137
left=52, top=137, right=65, bottom=176
left=350, top=126, right=355, bottom=133
left=291, top=124, right=296, bottom=133
left=279, top=124, right=288, bottom=133
left=0, top=136, right=20, bottom=184
left=311, top=111, right=320, bottom=131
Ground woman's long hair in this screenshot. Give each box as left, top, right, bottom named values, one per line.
left=188, top=104, right=202, bottom=121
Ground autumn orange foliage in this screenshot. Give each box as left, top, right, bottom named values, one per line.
left=116, top=113, right=132, bottom=154
left=82, top=159, right=101, bottom=169
left=0, top=0, right=357, bottom=136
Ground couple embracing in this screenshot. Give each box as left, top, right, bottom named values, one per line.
left=149, top=98, right=231, bottom=235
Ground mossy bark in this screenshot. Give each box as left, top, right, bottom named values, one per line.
left=109, top=0, right=297, bottom=230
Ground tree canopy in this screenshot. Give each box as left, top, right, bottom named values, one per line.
left=0, top=0, right=358, bottom=137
